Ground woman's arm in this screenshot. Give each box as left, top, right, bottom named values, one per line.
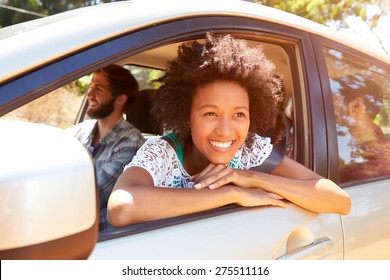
left=192, top=157, right=351, bottom=215
left=261, top=157, right=351, bottom=215
left=107, top=166, right=286, bottom=227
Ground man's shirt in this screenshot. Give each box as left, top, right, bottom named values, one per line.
left=67, top=117, right=145, bottom=231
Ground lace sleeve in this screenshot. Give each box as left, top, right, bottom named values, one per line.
left=240, top=134, right=273, bottom=169
left=125, top=138, right=178, bottom=187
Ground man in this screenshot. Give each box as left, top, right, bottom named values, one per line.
left=67, top=64, right=145, bottom=231
left=331, top=74, right=390, bottom=182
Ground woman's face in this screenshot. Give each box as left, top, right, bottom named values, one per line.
left=190, top=81, right=250, bottom=165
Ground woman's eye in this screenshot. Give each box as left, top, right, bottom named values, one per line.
left=234, top=112, right=245, bottom=118
left=204, top=112, right=217, bottom=117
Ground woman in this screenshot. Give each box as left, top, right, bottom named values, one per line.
left=108, top=33, right=351, bottom=227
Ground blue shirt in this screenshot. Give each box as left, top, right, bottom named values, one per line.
left=68, top=117, right=145, bottom=231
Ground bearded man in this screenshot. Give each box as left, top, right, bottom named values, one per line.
left=67, top=65, right=145, bottom=231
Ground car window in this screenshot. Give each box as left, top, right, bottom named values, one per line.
left=125, top=65, right=165, bottom=91
left=0, top=77, right=88, bottom=129
left=97, top=38, right=298, bottom=238
left=0, top=66, right=165, bottom=130
left=323, top=47, right=390, bottom=184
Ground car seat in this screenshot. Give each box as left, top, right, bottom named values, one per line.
left=125, top=89, right=162, bottom=135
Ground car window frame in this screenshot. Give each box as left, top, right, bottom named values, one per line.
left=311, top=34, right=390, bottom=186
left=91, top=19, right=323, bottom=240
left=1, top=15, right=328, bottom=242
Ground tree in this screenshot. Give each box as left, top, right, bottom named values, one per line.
left=255, top=0, right=388, bottom=27
left=253, top=0, right=389, bottom=54
left=0, top=0, right=117, bottom=28
left=0, top=0, right=47, bottom=27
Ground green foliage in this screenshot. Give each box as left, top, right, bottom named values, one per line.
left=254, top=0, right=389, bottom=54
left=0, top=0, right=47, bottom=27
left=126, top=66, right=164, bottom=90
left=0, top=0, right=118, bottom=27
left=255, top=0, right=388, bottom=30
left=75, top=74, right=93, bottom=96
left=149, top=69, right=164, bottom=89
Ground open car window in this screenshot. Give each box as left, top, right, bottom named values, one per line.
left=0, top=30, right=302, bottom=241
left=1, top=36, right=299, bottom=239
left=97, top=37, right=299, bottom=238
left=0, top=78, right=87, bottom=129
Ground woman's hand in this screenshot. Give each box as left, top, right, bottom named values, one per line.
left=191, top=163, right=253, bottom=190
left=190, top=164, right=286, bottom=208
left=231, top=185, right=287, bottom=208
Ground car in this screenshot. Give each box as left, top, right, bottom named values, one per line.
left=1, top=0, right=390, bottom=260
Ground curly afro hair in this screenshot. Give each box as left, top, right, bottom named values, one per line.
left=152, top=33, right=284, bottom=147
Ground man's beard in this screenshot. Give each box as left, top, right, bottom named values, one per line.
left=87, top=97, right=116, bottom=119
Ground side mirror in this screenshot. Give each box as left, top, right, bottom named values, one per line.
left=0, top=120, right=98, bottom=259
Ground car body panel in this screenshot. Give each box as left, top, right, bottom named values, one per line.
left=342, top=181, right=390, bottom=259
left=310, top=35, right=390, bottom=259
left=90, top=204, right=343, bottom=260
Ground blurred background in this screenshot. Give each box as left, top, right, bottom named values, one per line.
left=1, top=0, right=389, bottom=55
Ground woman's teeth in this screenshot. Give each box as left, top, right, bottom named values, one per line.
left=209, top=141, right=233, bottom=148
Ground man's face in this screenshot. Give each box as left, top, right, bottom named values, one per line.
left=86, top=72, right=116, bottom=119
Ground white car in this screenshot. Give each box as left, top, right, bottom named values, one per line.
left=1, top=0, right=390, bottom=260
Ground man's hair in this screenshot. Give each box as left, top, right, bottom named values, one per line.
left=152, top=33, right=284, bottom=146
left=332, top=74, right=383, bottom=119
left=95, top=64, right=139, bottom=112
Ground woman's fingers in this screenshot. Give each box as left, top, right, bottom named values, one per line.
left=193, top=165, right=238, bottom=189
left=191, top=163, right=225, bottom=183
left=269, top=198, right=288, bottom=208
left=190, top=164, right=216, bottom=182
left=191, top=164, right=223, bottom=186
left=268, top=192, right=284, bottom=200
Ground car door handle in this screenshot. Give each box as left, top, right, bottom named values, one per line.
left=277, top=237, right=334, bottom=260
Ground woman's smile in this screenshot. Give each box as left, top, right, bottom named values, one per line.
left=209, top=140, right=235, bottom=149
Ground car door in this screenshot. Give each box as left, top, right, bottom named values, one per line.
left=0, top=15, right=344, bottom=259
left=83, top=16, right=344, bottom=260
left=313, top=36, right=390, bottom=259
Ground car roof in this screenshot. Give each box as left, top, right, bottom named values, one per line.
left=1, top=0, right=389, bottom=82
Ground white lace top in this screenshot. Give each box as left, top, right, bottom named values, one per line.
left=125, top=134, right=273, bottom=188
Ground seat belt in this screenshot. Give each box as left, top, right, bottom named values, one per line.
left=250, top=116, right=292, bottom=173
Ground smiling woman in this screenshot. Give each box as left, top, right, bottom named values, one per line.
left=107, top=33, right=351, bottom=228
